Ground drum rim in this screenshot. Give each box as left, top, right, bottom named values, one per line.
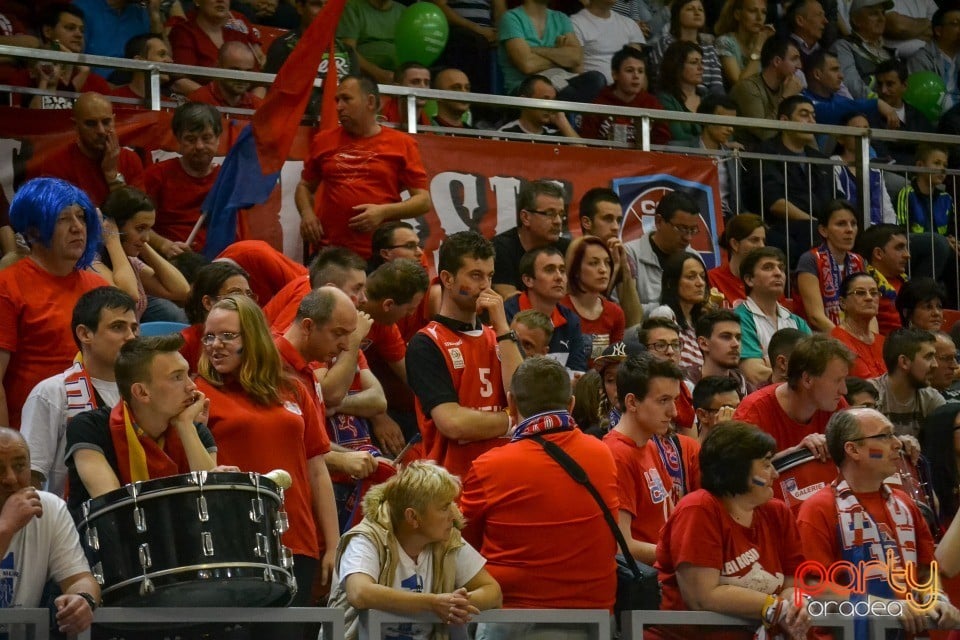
left=82, top=483, right=283, bottom=525
left=101, top=562, right=295, bottom=596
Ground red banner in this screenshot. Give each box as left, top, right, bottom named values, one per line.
left=0, top=107, right=723, bottom=268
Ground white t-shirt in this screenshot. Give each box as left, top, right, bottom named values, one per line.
left=0, top=492, right=91, bottom=609
left=336, top=535, right=486, bottom=640
left=21, top=372, right=120, bottom=497
left=571, top=9, right=646, bottom=83
left=885, top=0, right=937, bottom=58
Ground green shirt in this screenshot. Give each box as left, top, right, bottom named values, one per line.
left=337, top=0, right=405, bottom=71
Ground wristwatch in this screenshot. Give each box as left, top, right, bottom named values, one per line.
left=496, top=330, right=519, bottom=344
left=77, top=591, right=98, bottom=611
left=749, top=52, right=760, bottom=61
left=109, top=172, right=126, bottom=186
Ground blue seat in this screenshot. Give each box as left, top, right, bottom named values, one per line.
left=139, top=321, right=189, bottom=337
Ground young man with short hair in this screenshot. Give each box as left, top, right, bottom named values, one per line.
left=407, top=232, right=523, bottom=478
left=638, top=317, right=697, bottom=437
left=603, top=354, right=700, bottom=563
left=691, top=375, right=741, bottom=442
left=690, top=309, right=751, bottom=397
left=503, top=246, right=587, bottom=372
left=855, top=223, right=910, bottom=333
left=21, top=288, right=138, bottom=496
left=510, top=310, right=553, bottom=357
left=871, top=327, right=945, bottom=437
left=734, top=334, right=853, bottom=459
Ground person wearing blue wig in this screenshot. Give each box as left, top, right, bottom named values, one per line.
left=0, top=177, right=107, bottom=429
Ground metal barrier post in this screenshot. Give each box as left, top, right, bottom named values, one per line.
left=361, top=608, right=612, bottom=640
left=0, top=608, right=50, bottom=640
left=74, top=607, right=344, bottom=640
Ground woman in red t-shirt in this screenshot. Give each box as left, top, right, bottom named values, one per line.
left=181, top=262, right=255, bottom=371
left=562, top=236, right=625, bottom=367
left=652, top=420, right=811, bottom=640
left=829, top=272, right=886, bottom=380
left=196, top=294, right=336, bottom=608
left=709, top=213, right=767, bottom=308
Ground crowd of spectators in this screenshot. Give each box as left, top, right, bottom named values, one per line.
left=5, top=0, right=960, bottom=635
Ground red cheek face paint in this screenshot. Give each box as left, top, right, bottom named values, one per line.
left=459, top=287, right=470, bottom=296
left=868, top=448, right=884, bottom=459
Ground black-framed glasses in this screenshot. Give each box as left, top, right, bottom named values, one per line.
left=647, top=340, right=682, bottom=353
left=201, top=331, right=242, bottom=346
left=525, top=208, right=566, bottom=221
left=386, top=241, right=421, bottom=251
left=848, top=432, right=898, bottom=443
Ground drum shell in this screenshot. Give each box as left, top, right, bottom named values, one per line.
left=79, top=472, right=294, bottom=607
left=773, top=449, right=838, bottom=514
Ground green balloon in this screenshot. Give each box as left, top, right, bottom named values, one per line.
left=904, top=71, right=946, bottom=123
left=394, top=2, right=449, bottom=66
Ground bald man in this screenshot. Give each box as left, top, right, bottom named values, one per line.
left=0, top=428, right=99, bottom=635
left=188, top=41, right=264, bottom=110
left=34, top=92, right=144, bottom=206
left=797, top=408, right=960, bottom=633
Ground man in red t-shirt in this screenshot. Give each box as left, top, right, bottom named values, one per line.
left=856, top=223, right=910, bottom=335
left=143, top=102, right=222, bottom=257
left=406, top=231, right=523, bottom=479
left=461, top=356, right=618, bottom=620
left=217, top=240, right=307, bottom=306
left=604, top=354, right=700, bottom=564
left=111, top=33, right=195, bottom=103
left=295, top=75, right=431, bottom=260
left=735, top=334, right=854, bottom=459
left=796, top=408, right=959, bottom=632
left=0, top=178, right=108, bottom=428
left=188, top=41, right=264, bottom=110
left=34, top=92, right=143, bottom=206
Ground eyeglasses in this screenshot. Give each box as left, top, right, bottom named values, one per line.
left=647, top=340, right=682, bottom=353
left=201, top=331, right=242, bottom=346
left=848, top=431, right=898, bottom=443
left=669, top=223, right=700, bottom=237
left=217, top=289, right=259, bottom=303
left=525, top=208, right=567, bottom=221
left=386, top=241, right=421, bottom=251
left=848, top=289, right=880, bottom=298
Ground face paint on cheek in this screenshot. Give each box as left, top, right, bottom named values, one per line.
left=458, top=287, right=470, bottom=296
left=868, top=448, right=884, bottom=459
left=236, top=347, right=243, bottom=355
left=751, top=476, right=767, bottom=487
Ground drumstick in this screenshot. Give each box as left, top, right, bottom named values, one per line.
left=264, top=469, right=293, bottom=489
left=391, top=433, right=422, bottom=465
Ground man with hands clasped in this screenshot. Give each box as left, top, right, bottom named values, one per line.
left=0, top=428, right=99, bottom=636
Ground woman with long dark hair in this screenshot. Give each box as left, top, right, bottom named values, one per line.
left=656, top=40, right=706, bottom=143
left=651, top=252, right=710, bottom=371
left=181, top=261, right=255, bottom=370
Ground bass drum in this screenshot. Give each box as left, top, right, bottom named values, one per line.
left=79, top=471, right=296, bottom=607
left=773, top=449, right=838, bottom=514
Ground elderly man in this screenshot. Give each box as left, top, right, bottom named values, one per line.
left=0, top=428, right=99, bottom=635
left=836, top=0, right=896, bottom=100
left=143, top=102, right=223, bottom=257
left=797, top=408, right=960, bottom=634
left=0, top=178, right=107, bottom=429
left=34, top=92, right=144, bottom=206
left=295, top=75, right=431, bottom=260
left=908, top=7, right=960, bottom=111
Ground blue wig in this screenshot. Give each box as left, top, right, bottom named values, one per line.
left=9, top=177, right=102, bottom=269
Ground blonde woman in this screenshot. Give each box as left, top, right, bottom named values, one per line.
left=329, top=461, right=502, bottom=640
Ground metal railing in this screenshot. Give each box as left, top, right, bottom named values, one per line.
left=0, top=608, right=50, bottom=640
left=359, top=608, right=612, bottom=640
left=621, top=609, right=856, bottom=639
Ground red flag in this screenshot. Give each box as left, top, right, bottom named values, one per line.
left=252, top=0, right=348, bottom=174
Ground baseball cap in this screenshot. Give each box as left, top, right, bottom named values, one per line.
left=849, top=0, right=893, bottom=13
left=593, top=330, right=647, bottom=370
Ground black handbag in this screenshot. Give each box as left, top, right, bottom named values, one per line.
left=531, top=434, right=661, bottom=614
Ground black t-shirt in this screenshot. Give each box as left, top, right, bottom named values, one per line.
left=492, top=227, right=570, bottom=290
left=65, top=407, right=217, bottom=518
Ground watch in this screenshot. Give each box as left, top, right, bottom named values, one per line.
left=77, top=591, right=98, bottom=611
left=109, top=172, right=126, bottom=186
left=496, top=330, right=519, bottom=344
left=749, top=52, right=760, bottom=61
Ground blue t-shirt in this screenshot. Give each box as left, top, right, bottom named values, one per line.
left=74, top=0, right=151, bottom=78
left=498, top=6, right=574, bottom=94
